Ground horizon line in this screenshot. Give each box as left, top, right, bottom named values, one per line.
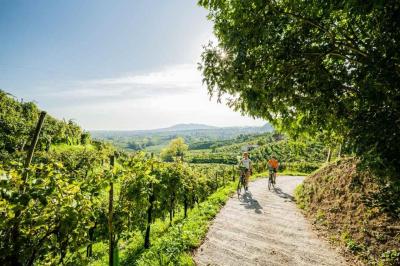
left=88, top=122, right=270, bottom=132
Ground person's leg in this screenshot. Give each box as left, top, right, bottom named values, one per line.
left=245, top=170, right=250, bottom=189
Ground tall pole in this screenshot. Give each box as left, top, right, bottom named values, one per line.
left=338, top=143, right=342, bottom=158
left=109, top=155, right=115, bottom=266
left=326, top=148, right=332, bottom=163
left=24, top=112, right=46, bottom=173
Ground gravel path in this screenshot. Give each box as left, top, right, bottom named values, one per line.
left=193, top=176, right=347, bottom=266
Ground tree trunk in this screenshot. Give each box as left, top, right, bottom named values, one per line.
left=87, top=225, right=95, bottom=257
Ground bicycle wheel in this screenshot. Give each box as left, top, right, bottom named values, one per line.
left=237, top=175, right=243, bottom=196
left=268, top=173, right=272, bottom=191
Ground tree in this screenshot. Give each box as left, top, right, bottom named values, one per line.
left=198, top=0, right=400, bottom=178
left=160, top=138, right=188, bottom=162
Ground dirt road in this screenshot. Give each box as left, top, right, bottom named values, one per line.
left=193, top=176, right=347, bottom=266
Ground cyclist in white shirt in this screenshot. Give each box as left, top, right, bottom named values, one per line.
left=239, top=152, right=252, bottom=191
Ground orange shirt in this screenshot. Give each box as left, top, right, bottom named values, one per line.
left=268, top=159, right=279, bottom=169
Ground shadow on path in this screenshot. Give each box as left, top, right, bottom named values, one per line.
left=240, top=191, right=263, bottom=214
left=273, top=187, right=295, bottom=202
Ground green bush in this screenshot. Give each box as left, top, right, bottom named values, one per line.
left=280, top=162, right=321, bottom=174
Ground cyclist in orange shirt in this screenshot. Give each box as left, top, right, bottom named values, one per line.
left=268, top=156, right=279, bottom=182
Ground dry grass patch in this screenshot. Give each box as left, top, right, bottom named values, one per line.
left=295, top=158, right=400, bottom=265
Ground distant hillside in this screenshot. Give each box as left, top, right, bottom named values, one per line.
left=90, top=123, right=273, bottom=139
left=90, top=123, right=273, bottom=152
left=160, top=123, right=217, bottom=131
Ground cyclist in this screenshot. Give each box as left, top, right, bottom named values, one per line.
left=268, top=156, right=279, bottom=183
left=239, top=152, right=252, bottom=191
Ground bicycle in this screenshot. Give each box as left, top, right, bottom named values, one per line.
left=268, top=168, right=276, bottom=191
left=237, top=167, right=247, bottom=197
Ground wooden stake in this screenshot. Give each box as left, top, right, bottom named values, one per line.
left=109, top=155, right=115, bottom=266
left=326, top=148, right=332, bottom=163
left=338, top=143, right=342, bottom=158
left=25, top=111, right=46, bottom=168
left=23, top=111, right=46, bottom=188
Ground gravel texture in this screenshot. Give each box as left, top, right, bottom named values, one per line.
left=194, top=176, right=347, bottom=266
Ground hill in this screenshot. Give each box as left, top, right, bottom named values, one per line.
left=90, top=123, right=273, bottom=152
left=90, top=123, right=272, bottom=138
left=157, top=123, right=218, bottom=131
left=295, top=159, right=400, bottom=265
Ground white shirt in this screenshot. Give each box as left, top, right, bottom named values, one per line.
left=240, top=158, right=251, bottom=169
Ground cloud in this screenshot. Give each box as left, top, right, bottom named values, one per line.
left=91, top=64, right=201, bottom=88
left=41, top=64, right=203, bottom=105
left=26, top=63, right=266, bottom=130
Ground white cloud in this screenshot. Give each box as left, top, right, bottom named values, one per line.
left=91, top=64, right=201, bottom=89
left=30, top=64, right=266, bottom=130
left=41, top=64, right=203, bottom=102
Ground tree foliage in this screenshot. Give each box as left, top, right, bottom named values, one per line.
left=160, top=137, right=188, bottom=162
left=198, top=0, right=400, bottom=178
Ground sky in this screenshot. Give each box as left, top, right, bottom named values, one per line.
left=0, top=0, right=265, bottom=130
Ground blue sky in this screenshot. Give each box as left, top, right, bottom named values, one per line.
left=0, top=0, right=265, bottom=130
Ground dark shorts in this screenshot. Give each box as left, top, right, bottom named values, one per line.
left=241, top=169, right=250, bottom=174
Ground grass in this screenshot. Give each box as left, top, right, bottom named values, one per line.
left=279, top=170, right=309, bottom=176
left=254, top=169, right=311, bottom=177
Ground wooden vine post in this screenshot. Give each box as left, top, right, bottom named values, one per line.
left=144, top=153, right=154, bottom=249
left=326, top=148, right=332, bottom=163
left=108, top=155, right=115, bottom=266
left=338, top=143, right=342, bottom=158
left=215, top=172, right=218, bottom=190
left=23, top=111, right=46, bottom=183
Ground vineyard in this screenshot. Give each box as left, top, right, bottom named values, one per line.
left=0, top=91, right=255, bottom=265
left=1, top=87, right=344, bottom=265
left=2, top=0, right=400, bottom=265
